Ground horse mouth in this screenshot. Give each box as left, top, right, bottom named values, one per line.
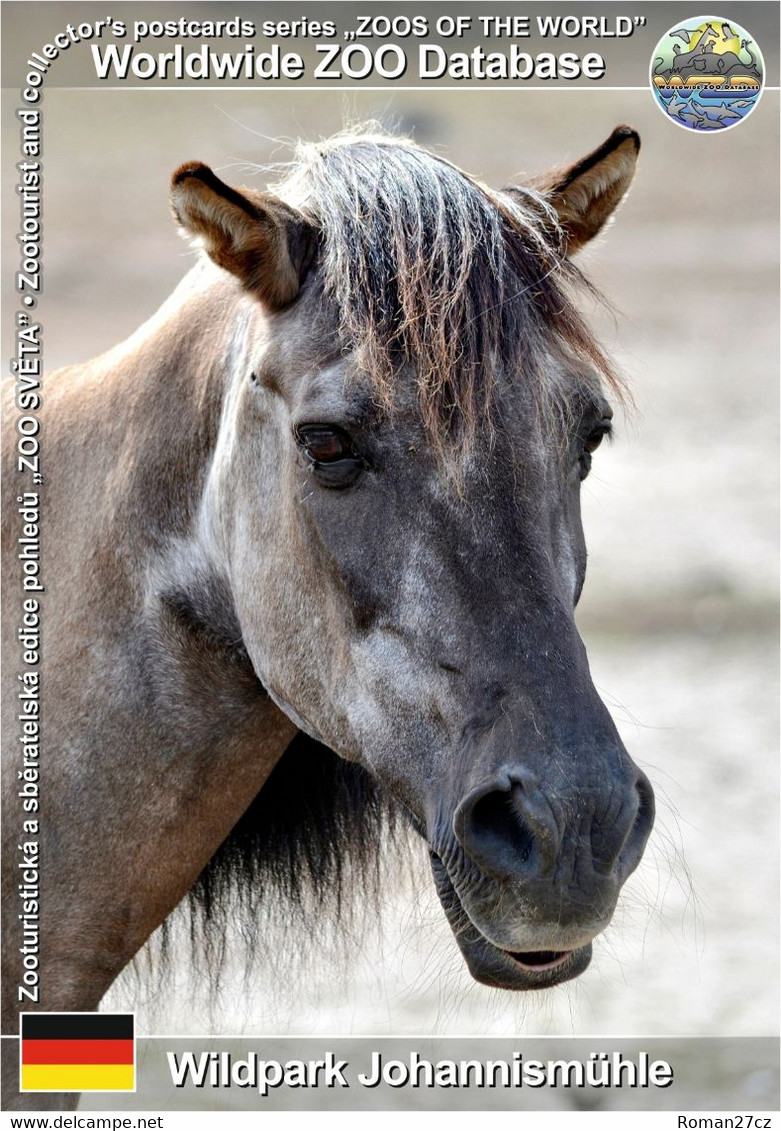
left=504, top=948, right=575, bottom=973
left=429, top=851, right=592, bottom=990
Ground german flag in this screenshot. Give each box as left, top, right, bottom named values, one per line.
left=20, top=1013, right=135, bottom=1092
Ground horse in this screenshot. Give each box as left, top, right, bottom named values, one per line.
left=1, top=124, right=654, bottom=1109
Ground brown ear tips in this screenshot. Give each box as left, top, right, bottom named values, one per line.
left=544, top=126, right=642, bottom=253
left=608, top=126, right=641, bottom=154
left=170, top=162, right=225, bottom=198
left=167, top=162, right=312, bottom=310
left=169, top=163, right=242, bottom=237
left=170, top=163, right=211, bottom=226
left=171, top=161, right=206, bottom=187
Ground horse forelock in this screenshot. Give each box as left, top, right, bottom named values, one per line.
left=271, top=127, right=621, bottom=456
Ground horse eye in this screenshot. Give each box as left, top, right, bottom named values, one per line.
left=585, top=419, right=612, bottom=453
left=296, top=425, right=353, bottom=463
left=294, top=424, right=367, bottom=489
left=579, top=418, right=612, bottom=480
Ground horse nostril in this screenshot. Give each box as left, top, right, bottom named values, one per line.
left=454, top=774, right=560, bottom=882
left=636, top=772, right=655, bottom=823
left=591, top=768, right=656, bottom=877
left=621, top=770, right=655, bottom=875
left=472, top=789, right=536, bottom=864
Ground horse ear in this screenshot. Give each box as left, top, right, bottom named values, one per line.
left=521, top=126, right=640, bottom=255
left=170, top=162, right=315, bottom=309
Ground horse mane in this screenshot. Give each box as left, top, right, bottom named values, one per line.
left=274, top=126, right=620, bottom=455
left=186, top=733, right=409, bottom=962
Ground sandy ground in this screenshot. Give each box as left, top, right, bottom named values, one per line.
left=3, top=85, right=779, bottom=1050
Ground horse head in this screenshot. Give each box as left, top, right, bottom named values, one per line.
left=170, top=127, right=653, bottom=991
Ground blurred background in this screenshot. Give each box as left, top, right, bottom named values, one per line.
left=3, top=83, right=778, bottom=1046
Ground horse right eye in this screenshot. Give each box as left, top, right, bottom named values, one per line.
left=294, top=425, right=368, bottom=488
left=296, top=426, right=352, bottom=463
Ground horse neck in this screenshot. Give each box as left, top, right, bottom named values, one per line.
left=79, top=262, right=252, bottom=543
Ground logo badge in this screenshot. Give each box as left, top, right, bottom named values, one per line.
left=650, top=16, right=764, bottom=131
left=20, top=1013, right=136, bottom=1092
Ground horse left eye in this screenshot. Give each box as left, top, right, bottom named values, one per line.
left=585, top=418, right=612, bottom=453
left=579, top=419, right=612, bottom=480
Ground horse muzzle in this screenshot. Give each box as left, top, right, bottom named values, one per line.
left=429, top=850, right=594, bottom=990
left=428, top=761, right=655, bottom=990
